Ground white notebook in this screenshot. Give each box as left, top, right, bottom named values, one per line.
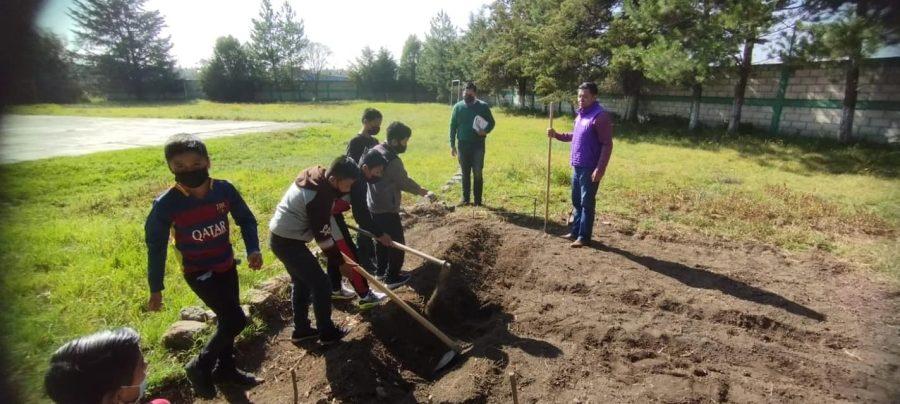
left=473, top=115, right=489, bottom=132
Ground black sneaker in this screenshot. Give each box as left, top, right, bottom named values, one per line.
left=291, top=327, right=319, bottom=343
left=212, top=366, right=263, bottom=386
left=320, top=326, right=349, bottom=345
left=383, top=273, right=411, bottom=290
left=185, top=359, right=216, bottom=399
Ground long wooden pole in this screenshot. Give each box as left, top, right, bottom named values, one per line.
left=544, top=103, right=554, bottom=233
left=341, top=253, right=462, bottom=353
left=347, top=224, right=451, bottom=268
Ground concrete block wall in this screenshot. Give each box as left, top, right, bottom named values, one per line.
left=594, top=58, right=899, bottom=142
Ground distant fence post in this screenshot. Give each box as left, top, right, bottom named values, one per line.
left=770, top=67, right=791, bottom=135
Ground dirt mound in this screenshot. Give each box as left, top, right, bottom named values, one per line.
left=425, top=223, right=500, bottom=326
left=175, top=211, right=898, bottom=403
left=401, top=201, right=455, bottom=227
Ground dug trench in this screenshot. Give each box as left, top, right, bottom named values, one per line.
left=169, top=206, right=897, bottom=403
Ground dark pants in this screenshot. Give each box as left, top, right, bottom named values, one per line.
left=458, top=143, right=485, bottom=204
left=184, top=267, right=246, bottom=372
left=327, top=214, right=351, bottom=291
left=269, top=233, right=338, bottom=336
left=571, top=166, right=600, bottom=242
left=372, top=213, right=404, bottom=279
left=356, top=232, right=377, bottom=274
left=327, top=214, right=370, bottom=296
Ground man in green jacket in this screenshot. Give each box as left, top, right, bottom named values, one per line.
left=449, top=82, right=495, bottom=206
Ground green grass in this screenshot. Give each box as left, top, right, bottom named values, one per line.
left=4, top=100, right=898, bottom=401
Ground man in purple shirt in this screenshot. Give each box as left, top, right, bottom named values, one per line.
left=547, top=82, right=614, bottom=248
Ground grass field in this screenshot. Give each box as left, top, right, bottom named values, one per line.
left=2, top=100, right=898, bottom=401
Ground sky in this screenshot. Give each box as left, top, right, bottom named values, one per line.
left=36, top=0, right=493, bottom=69
left=36, top=0, right=898, bottom=70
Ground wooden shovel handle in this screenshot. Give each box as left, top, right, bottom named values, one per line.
left=348, top=224, right=451, bottom=268
left=544, top=104, right=554, bottom=233
left=341, top=252, right=462, bottom=352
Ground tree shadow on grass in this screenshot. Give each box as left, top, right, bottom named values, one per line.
left=613, top=118, right=899, bottom=179
left=488, top=207, right=826, bottom=322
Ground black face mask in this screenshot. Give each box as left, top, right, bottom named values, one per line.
left=366, top=126, right=380, bottom=136
left=366, top=175, right=382, bottom=184
left=175, top=168, right=209, bottom=188
left=392, top=143, right=407, bottom=154
left=464, top=95, right=475, bottom=104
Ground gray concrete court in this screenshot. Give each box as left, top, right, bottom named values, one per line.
left=0, top=115, right=314, bottom=163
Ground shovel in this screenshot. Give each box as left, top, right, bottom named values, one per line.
left=340, top=252, right=469, bottom=374
left=347, top=224, right=452, bottom=269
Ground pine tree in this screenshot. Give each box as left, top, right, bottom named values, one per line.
left=69, top=0, right=179, bottom=99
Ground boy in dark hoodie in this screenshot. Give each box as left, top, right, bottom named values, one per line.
left=346, top=108, right=382, bottom=163
left=328, top=150, right=392, bottom=308
left=346, top=108, right=384, bottom=273
left=269, top=156, right=359, bottom=344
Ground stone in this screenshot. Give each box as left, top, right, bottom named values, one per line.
left=246, top=289, right=276, bottom=317
left=205, top=310, right=217, bottom=324
left=179, top=306, right=208, bottom=322
left=162, top=320, right=208, bottom=351
left=257, top=274, right=291, bottom=299
left=375, top=386, right=387, bottom=399
left=241, top=304, right=251, bottom=319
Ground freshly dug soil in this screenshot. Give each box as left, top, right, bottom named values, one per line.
left=166, top=208, right=898, bottom=403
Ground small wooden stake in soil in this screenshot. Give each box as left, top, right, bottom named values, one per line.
left=509, top=371, right=520, bottom=404
left=291, top=369, right=299, bottom=404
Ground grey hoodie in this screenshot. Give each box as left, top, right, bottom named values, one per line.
left=367, top=143, right=424, bottom=214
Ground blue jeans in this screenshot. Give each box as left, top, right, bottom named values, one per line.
left=570, top=166, right=600, bottom=242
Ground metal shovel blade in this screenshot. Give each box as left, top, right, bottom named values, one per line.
left=433, top=344, right=472, bottom=375
left=433, top=350, right=459, bottom=374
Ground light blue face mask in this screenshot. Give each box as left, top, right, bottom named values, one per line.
left=137, top=378, right=147, bottom=400
left=120, top=372, right=148, bottom=403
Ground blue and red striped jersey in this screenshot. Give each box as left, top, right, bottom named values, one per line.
left=144, top=179, right=260, bottom=292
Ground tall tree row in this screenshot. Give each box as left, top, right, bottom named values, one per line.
left=249, top=0, right=308, bottom=96
left=398, top=35, right=425, bottom=101
left=9, top=30, right=84, bottom=103
left=419, top=11, right=463, bottom=101
left=790, top=0, right=898, bottom=142
left=69, top=0, right=180, bottom=99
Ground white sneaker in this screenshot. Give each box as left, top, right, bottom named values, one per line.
left=370, top=288, right=386, bottom=299
left=341, top=280, right=356, bottom=296
left=331, top=283, right=355, bottom=300
left=357, top=290, right=387, bottom=310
